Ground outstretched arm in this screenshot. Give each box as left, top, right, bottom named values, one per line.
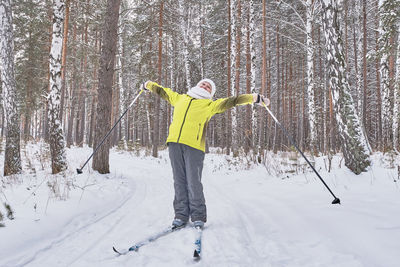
left=210, top=94, right=253, bottom=114
left=144, top=81, right=180, bottom=106
left=210, top=93, right=269, bottom=114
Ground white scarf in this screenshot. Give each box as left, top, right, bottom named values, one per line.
left=186, top=86, right=212, bottom=99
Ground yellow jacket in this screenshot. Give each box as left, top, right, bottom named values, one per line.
left=146, top=81, right=254, bottom=152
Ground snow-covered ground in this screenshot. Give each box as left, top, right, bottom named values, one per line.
left=1, top=143, right=399, bottom=267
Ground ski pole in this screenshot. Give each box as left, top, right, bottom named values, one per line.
left=77, top=89, right=144, bottom=174
left=262, top=103, right=341, bottom=205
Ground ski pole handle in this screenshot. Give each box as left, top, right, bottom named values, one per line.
left=262, top=103, right=279, bottom=125
left=128, top=89, right=144, bottom=108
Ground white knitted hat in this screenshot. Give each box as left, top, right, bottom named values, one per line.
left=197, top=79, right=216, bottom=97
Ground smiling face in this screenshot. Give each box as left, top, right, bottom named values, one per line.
left=198, top=81, right=212, bottom=94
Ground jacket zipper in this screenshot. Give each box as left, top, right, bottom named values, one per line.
left=196, top=123, right=201, bottom=140
left=177, top=98, right=194, bottom=143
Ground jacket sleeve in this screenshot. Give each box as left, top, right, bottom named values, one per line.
left=146, top=81, right=180, bottom=106
left=210, top=94, right=254, bottom=115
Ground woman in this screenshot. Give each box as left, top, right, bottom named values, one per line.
left=143, top=79, right=269, bottom=229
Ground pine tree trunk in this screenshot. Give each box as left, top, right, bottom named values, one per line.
left=0, top=0, right=22, bottom=176
left=78, top=16, right=89, bottom=147
left=353, top=0, right=371, bottom=152
left=43, top=5, right=53, bottom=142
left=152, top=0, right=163, bottom=158
left=273, top=24, right=280, bottom=154
left=66, top=23, right=77, bottom=148
left=178, top=0, right=190, bottom=90
left=321, top=0, right=370, bottom=174
left=48, top=0, right=67, bottom=174
left=88, top=27, right=99, bottom=148
left=92, top=0, right=121, bottom=173
left=24, top=31, right=33, bottom=141
left=244, top=0, right=253, bottom=154
left=393, top=22, right=400, bottom=152
left=378, top=0, right=397, bottom=151
left=226, top=0, right=233, bottom=155
left=375, top=0, right=382, bottom=149
left=362, top=0, right=368, bottom=146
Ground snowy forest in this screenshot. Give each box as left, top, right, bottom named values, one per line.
left=1, top=0, right=400, bottom=174
left=1, top=0, right=400, bottom=266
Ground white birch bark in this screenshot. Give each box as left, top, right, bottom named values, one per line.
left=321, top=0, right=370, bottom=174
left=48, top=0, right=67, bottom=174
left=0, top=0, right=21, bottom=176
left=306, top=0, right=317, bottom=152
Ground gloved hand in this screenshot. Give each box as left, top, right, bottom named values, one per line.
left=253, top=93, right=270, bottom=106
left=140, top=81, right=151, bottom=91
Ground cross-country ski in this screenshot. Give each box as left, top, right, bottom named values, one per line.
left=193, top=226, right=203, bottom=261
left=112, top=225, right=186, bottom=256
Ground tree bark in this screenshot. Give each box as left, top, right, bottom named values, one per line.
left=152, top=0, right=163, bottom=158
left=244, top=0, right=253, bottom=154
left=0, top=0, right=22, bottom=176
left=306, top=0, right=317, bottom=153
left=393, top=21, right=400, bottom=151
left=321, top=0, right=370, bottom=174
left=59, top=0, right=70, bottom=122
left=378, top=0, right=397, bottom=151
left=92, top=0, right=121, bottom=173
left=48, top=0, right=67, bottom=174
left=232, top=0, right=241, bottom=155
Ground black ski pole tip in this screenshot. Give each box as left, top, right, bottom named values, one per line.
left=332, top=198, right=341, bottom=205
left=76, top=168, right=83, bottom=174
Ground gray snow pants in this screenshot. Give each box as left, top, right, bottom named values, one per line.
left=168, top=142, right=206, bottom=223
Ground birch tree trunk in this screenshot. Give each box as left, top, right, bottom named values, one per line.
left=230, top=0, right=238, bottom=154
left=306, top=0, right=317, bottom=153
left=48, top=0, right=67, bottom=174
left=0, top=0, right=22, bottom=176
left=232, top=0, right=241, bottom=154
left=92, top=0, right=120, bottom=173
left=321, top=0, right=370, bottom=174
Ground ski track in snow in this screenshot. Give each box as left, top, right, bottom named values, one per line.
left=4, top=178, right=140, bottom=267
left=1, top=148, right=399, bottom=267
